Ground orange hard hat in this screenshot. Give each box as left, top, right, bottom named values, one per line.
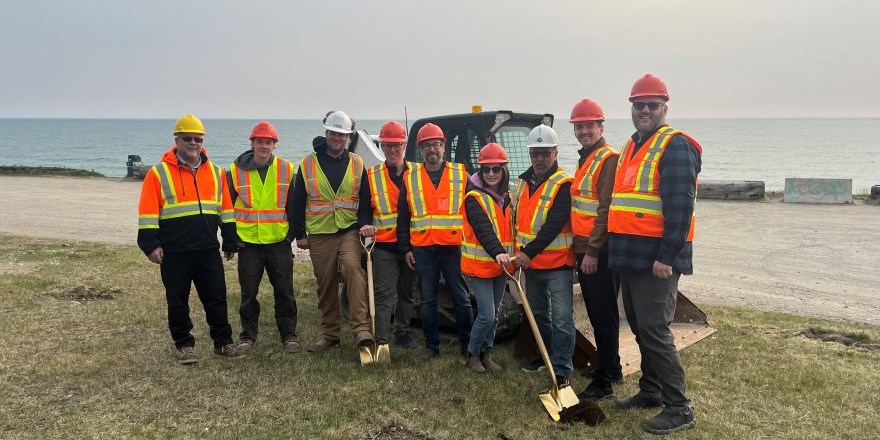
left=477, top=143, right=508, bottom=165
left=416, top=123, right=446, bottom=144
left=379, top=121, right=407, bottom=143
left=629, top=74, right=669, bottom=102
left=250, top=121, right=278, bottom=142
left=569, top=98, right=605, bottom=123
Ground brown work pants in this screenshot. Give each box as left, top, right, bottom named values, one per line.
left=308, top=230, right=370, bottom=341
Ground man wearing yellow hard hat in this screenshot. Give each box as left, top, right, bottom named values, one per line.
left=137, top=114, right=242, bottom=365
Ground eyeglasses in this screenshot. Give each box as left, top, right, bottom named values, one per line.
left=480, top=166, right=504, bottom=174
left=179, top=136, right=204, bottom=143
left=419, top=141, right=443, bottom=150
left=381, top=142, right=405, bottom=150
left=632, top=102, right=664, bottom=111
left=528, top=149, right=554, bottom=158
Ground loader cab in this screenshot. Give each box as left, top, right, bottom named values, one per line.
left=405, top=111, right=554, bottom=178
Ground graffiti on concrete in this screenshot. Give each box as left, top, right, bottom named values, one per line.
left=783, top=178, right=852, bottom=204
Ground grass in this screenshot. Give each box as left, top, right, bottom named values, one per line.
left=1, top=235, right=879, bottom=439
left=0, top=165, right=104, bottom=177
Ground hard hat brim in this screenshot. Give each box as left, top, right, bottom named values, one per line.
left=324, top=125, right=353, bottom=134
left=628, top=94, right=670, bottom=103
left=527, top=143, right=558, bottom=148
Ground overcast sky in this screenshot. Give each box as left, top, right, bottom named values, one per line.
left=2, top=0, right=878, bottom=120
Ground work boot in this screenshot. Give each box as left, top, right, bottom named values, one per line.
left=480, top=351, right=503, bottom=372
left=467, top=354, right=486, bottom=373
left=521, top=357, right=547, bottom=373
left=214, top=344, right=245, bottom=359
left=641, top=407, right=697, bottom=435
left=282, top=337, right=301, bottom=354
left=307, top=338, right=340, bottom=353
left=355, top=331, right=374, bottom=347
left=176, top=346, right=198, bottom=365
left=421, top=347, right=439, bottom=360
left=577, top=380, right=614, bottom=401
left=557, top=376, right=571, bottom=389
left=236, top=339, right=255, bottom=356
left=613, top=392, right=663, bottom=411
left=392, top=332, right=420, bottom=349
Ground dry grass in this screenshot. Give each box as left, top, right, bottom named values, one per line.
left=0, top=235, right=878, bottom=439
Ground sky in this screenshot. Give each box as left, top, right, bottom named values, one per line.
left=1, top=0, right=878, bottom=120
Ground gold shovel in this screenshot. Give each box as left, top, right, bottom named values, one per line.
left=504, top=265, right=580, bottom=421
left=359, top=237, right=390, bottom=365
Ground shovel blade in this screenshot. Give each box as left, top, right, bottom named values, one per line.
left=376, top=343, right=391, bottom=363
left=539, top=385, right=581, bottom=422
left=358, top=346, right=376, bottom=365
left=359, top=344, right=391, bottom=365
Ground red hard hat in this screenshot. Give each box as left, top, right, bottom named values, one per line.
left=379, top=121, right=407, bottom=143
left=569, top=98, right=605, bottom=123
left=416, top=123, right=446, bottom=144
left=478, top=143, right=508, bottom=164
left=629, top=74, right=670, bottom=102
left=250, top=121, right=278, bottom=142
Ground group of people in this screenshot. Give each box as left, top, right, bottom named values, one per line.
left=136, top=73, right=701, bottom=435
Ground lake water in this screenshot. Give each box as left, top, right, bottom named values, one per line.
left=0, top=118, right=877, bottom=191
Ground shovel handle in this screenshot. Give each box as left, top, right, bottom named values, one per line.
left=360, top=236, right=378, bottom=340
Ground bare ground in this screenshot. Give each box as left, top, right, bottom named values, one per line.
left=3, top=175, right=879, bottom=326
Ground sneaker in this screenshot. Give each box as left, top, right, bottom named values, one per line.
left=613, top=393, right=663, bottom=411
left=355, top=330, right=375, bottom=347
left=392, top=333, right=420, bottom=349
left=480, top=352, right=503, bottom=372
left=421, top=347, right=439, bottom=360
left=577, top=380, right=614, bottom=401
left=307, top=338, right=340, bottom=353
left=236, top=339, right=255, bottom=356
left=214, top=344, right=245, bottom=359
left=557, top=376, right=571, bottom=388
left=282, top=338, right=301, bottom=354
left=641, top=407, right=697, bottom=435
left=176, top=346, right=198, bottom=365
left=521, top=357, right=547, bottom=373
left=467, top=354, right=486, bottom=373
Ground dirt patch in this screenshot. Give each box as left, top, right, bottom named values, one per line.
left=47, top=285, right=120, bottom=303
left=559, top=400, right=606, bottom=426
left=366, top=423, right=432, bottom=440
left=800, top=327, right=880, bottom=353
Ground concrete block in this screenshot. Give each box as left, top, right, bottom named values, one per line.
left=784, top=178, right=852, bottom=204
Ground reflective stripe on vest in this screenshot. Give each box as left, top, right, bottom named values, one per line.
left=367, top=162, right=407, bottom=243
left=571, top=145, right=618, bottom=237
left=608, top=126, right=698, bottom=240
left=153, top=162, right=228, bottom=220
left=405, top=162, right=467, bottom=246
left=514, top=168, right=575, bottom=269
left=231, top=156, right=294, bottom=244
left=300, top=152, right=364, bottom=234
left=461, top=190, right=514, bottom=278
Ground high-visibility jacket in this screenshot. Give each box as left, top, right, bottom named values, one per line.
left=608, top=126, right=702, bottom=240
left=515, top=169, right=576, bottom=269
left=299, top=152, right=364, bottom=234
left=461, top=189, right=514, bottom=278
left=366, top=161, right=409, bottom=243
left=404, top=162, right=468, bottom=247
left=571, top=144, right=619, bottom=237
left=137, top=147, right=235, bottom=252
left=230, top=156, right=294, bottom=244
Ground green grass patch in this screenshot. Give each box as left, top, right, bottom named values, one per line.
left=0, top=165, right=104, bottom=177
left=1, top=235, right=878, bottom=439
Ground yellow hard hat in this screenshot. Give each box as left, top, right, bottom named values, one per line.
left=173, top=114, right=206, bottom=135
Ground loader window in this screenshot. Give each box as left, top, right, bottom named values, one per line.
left=495, top=125, right=531, bottom=178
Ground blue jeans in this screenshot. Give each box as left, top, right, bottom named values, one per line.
left=467, top=274, right=506, bottom=356
left=524, top=268, right=574, bottom=379
left=412, top=246, right=473, bottom=351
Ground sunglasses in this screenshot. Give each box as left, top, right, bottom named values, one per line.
left=632, top=102, right=664, bottom=111
left=179, top=136, right=204, bottom=143
left=529, top=150, right=554, bottom=158
left=480, top=166, right=504, bottom=174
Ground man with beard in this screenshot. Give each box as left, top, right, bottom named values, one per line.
left=608, top=74, right=702, bottom=435
left=568, top=99, right=623, bottom=400
left=289, top=111, right=374, bottom=355
left=396, top=123, right=473, bottom=360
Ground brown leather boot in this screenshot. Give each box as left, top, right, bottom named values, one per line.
left=307, top=338, right=340, bottom=353
left=480, top=351, right=503, bottom=371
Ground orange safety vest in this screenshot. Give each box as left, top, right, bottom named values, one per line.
left=515, top=168, right=576, bottom=269
left=138, top=147, right=235, bottom=229
left=366, top=162, right=409, bottom=243
left=299, top=152, right=364, bottom=234
left=571, top=144, right=619, bottom=237
left=230, top=156, right=294, bottom=244
left=608, top=126, right=702, bottom=240
left=404, top=162, right=468, bottom=247
left=461, top=189, right=514, bottom=278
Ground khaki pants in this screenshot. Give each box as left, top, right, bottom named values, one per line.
left=308, top=230, right=370, bottom=341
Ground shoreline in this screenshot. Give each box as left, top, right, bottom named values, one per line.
left=1, top=175, right=878, bottom=327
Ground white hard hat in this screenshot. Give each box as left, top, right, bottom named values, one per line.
left=527, top=124, right=559, bottom=148
left=323, top=111, right=354, bottom=134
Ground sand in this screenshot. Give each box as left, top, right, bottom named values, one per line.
left=3, top=175, right=878, bottom=326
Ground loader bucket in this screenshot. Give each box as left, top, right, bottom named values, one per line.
left=514, top=286, right=715, bottom=377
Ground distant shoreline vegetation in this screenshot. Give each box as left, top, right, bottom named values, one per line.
left=0, top=165, right=104, bottom=177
